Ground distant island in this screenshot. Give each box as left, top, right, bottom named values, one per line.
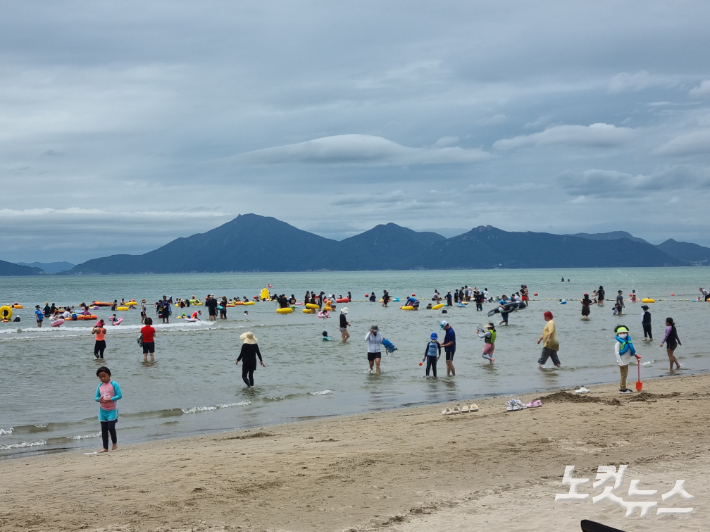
left=2, top=214, right=709, bottom=275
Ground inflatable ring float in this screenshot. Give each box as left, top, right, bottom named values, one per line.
left=642, top=298, right=655, bottom=303
left=116, top=306, right=130, bottom=311
left=302, top=308, right=315, bottom=314
left=432, top=303, right=444, bottom=310
left=400, top=306, right=414, bottom=310
left=0, top=306, right=13, bottom=321
left=11, top=304, right=23, bottom=309
left=306, top=303, right=319, bottom=310
left=336, top=298, right=350, bottom=303
left=276, top=307, right=293, bottom=314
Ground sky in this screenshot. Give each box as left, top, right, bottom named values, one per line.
left=2, top=1, right=710, bottom=263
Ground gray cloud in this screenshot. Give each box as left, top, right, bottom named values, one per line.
left=492, top=123, right=635, bottom=151
left=559, top=165, right=710, bottom=198
left=232, top=134, right=492, bottom=166
left=3, top=1, right=710, bottom=260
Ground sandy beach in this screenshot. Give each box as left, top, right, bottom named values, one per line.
left=1, top=372, right=708, bottom=532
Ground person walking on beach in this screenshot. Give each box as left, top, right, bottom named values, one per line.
left=537, top=311, right=560, bottom=368
left=95, top=366, right=122, bottom=452
left=614, top=325, right=641, bottom=394
left=339, top=307, right=351, bottom=342
left=365, top=325, right=384, bottom=374
left=423, top=332, right=441, bottom=378
left=34, top=305, right=43, bottom=328
left=477, top=323, right=496, bottom=364
left=581, top=293, right=592, bottom=320
left=641, top=304, right=652, bottom=341
left=236, top=331, right=265, bottom=388
left=140, top=317, right=156, bottom=362
left=616, top=290, right=625, bottom=315
left=92, top=320, right=107, bottom=359
left=440, top=321, right=456, bottom=376
left=660, top=317, right=682, bottom=371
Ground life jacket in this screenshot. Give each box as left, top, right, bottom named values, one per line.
left=488, top=330, right=497, bottom=344
left=426, top=341, right=439, bottom=357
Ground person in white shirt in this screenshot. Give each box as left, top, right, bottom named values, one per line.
left=365, top=325, right=384, bottom=374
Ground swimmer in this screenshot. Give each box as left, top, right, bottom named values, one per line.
left=322, top=331, right=331, bottom=341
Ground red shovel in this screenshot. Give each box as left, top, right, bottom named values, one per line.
left=636, top=356, right=643, bottom=391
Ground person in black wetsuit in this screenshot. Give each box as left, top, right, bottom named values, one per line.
left=382, top=290, right=390, bottom=307
left=236, top=331, right=265, bottom=388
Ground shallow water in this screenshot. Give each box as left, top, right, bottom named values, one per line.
left=0, top=268, right=706, bottom=458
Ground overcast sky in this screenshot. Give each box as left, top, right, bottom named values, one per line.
left=2, top=1, right=710, bottom=263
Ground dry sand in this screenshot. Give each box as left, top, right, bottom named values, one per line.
left=2, top=373, right=709, bottom=532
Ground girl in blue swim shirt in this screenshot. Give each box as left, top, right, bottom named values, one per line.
left=95, top=366, right=122, bottom=452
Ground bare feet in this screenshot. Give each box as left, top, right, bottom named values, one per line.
left=99, top=449, right=109, bottom=453
left=112, top=444, right=117, bottom=451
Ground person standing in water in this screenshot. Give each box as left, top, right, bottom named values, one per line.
left=140, top=317, right=156, bottom=362
left=660, top=317, right=682, bottom=371
left=422, top=332, right=441, bottom=378
left=365, top=325, right=383, bottom=374
left=34, top=305, right=44, bottom=328
left=477, top=323, right=496, bottom=364
left=537, top=311, right=560, bottom=368
left=236, top=331, right=265, bottom=388
left=92, top=320, right=107, bottom=359
left=616, top=290, right=625, bottom=315
left=581, top=293, right=592, bottom=320
left=440, top=321, right=456, bottom=376
left=95, top=366, right=122, bottom=452
left=597, top=286, right=605, bottom=306
left=339, top=307, right=351, bottom=342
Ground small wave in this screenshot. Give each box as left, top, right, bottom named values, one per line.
left=182, top=401, right=251, bottom=414
left=71, top=432, right=101, bottom=440
left=309, top=390, right=333, bottom=396
left=0, top=440, right=46, bottom=451
left=0, top=428, right=12, bottom=436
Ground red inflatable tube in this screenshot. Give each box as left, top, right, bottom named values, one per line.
left=336, top=298, right=350, bottom=303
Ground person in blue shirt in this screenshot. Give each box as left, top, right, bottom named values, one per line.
left=422, top=332, right=441, bottom=378
left=440, top=321, right=456, bottom=376
left=34, top=305, right=44, bottom=328
left=406, top=295, right=420, bottom=310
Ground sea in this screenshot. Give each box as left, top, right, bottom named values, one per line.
left=0, top=268, right=706, bottom=458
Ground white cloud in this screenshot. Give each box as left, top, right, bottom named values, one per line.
left=493, top=123, right=635, bottom=151
left=467, top=183, right=547, bottom=194
left=232, top=134, right=492, bottom=166
left=523, top=115, right=553, bottom=129
left=656, top=129, right=710, bottom=156
left=689, top=80, right=710, bottom=97
left=608, top=70, right=676, bottom=93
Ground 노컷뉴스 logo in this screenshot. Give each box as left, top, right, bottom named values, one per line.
left=555, top=466, right=693, bottom=517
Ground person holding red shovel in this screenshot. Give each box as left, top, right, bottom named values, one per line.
left=614, top=325, right=641, bottom=394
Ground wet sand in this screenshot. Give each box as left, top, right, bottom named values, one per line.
left=1, top=372, right=708, bottom=531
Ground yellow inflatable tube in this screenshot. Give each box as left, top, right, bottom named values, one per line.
left=303, top=308, right=315, bottom=314
left=11, top=304, right=23, bottom=309
left=432, top=303, right=444, bottom=310
left=0, top=306, right=13, bottom=320
left=401, top=306, right=414, bottom=310
left=243, top=301, right=254, bottom=306
left=642, top=298, right=655, bottom=303
left=116, top=306, right=130, bottom=311
left=276, top=307, right=293, bottom=314
left=306, top=303, right=319, bottom=310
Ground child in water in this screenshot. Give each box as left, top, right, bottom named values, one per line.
left=322, top=331, right=332, bottom=341
left=614, top=326, right=641, bottom=394
left=95, top=366, right=122, bottom=452
left=477, top=323, right=496, bottom=364
left=422, top=332, right=441, bottom=378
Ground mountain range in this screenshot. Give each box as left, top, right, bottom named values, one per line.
left=3, top=214, right=709, bottom=275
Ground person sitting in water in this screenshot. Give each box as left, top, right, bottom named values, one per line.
left=405, top=296, right=420, bottom=310
left=110, top=314, right=118, bottom=323
left=322, top=331, right=332, bottom=341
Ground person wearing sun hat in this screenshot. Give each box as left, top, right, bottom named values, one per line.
left=615, top=325, right=641, bottom=394
left=236, top=332, right=265, bottom=388
left=365, top=325, right=383, bottom=373
left=339, top=307, right=351, bottom=343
